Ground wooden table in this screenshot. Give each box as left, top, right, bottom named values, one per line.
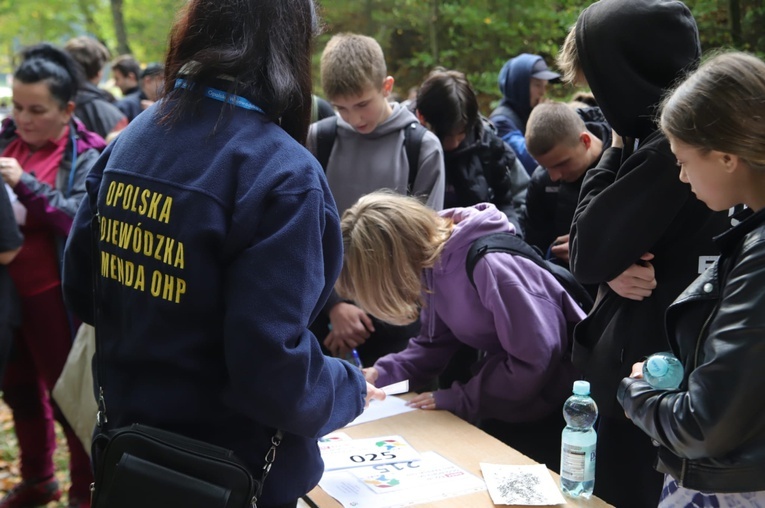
left=306, top=395, right=612, bottom=507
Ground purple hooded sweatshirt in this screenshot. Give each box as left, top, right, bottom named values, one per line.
left=374, top=203, right=584, bottom=423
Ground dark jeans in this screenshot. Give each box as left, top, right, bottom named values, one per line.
left=594, top=415, right=663, bottom=508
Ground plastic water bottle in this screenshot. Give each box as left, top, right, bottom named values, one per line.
left=560, top=380, right=598, bottom=498
left=642, top=352, right=683, bottom=390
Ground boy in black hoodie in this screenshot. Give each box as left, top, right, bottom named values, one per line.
left=558, top=1, right=733, bottom=506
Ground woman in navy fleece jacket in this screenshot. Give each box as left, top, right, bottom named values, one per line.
left=62, top=1, right=383, bottom=507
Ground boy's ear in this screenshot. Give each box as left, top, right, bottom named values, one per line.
left=580, top=131, right=592, bottom=149
left=415, top=110, right=426, bottom=125
left=382, top=76, right=395, bottom=97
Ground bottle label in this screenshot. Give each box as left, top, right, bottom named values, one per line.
left=561, top=443, right=596, bottom=482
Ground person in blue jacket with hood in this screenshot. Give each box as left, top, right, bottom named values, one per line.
left=61, top=1, right=384, bottom=507
left=489, top=53, right=560, bottom=175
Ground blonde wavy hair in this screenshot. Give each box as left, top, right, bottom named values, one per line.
left=336, top=192, right=453, bottom=326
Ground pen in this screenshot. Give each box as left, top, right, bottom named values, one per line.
left=327, top=323, right=363, bottom=368
left=350, top=348, right=363, bottom=369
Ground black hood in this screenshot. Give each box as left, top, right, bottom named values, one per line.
left=575, top=0, right=700, bottom=139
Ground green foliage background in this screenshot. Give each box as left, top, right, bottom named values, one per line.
left=0, top=0, right=762, bottom=106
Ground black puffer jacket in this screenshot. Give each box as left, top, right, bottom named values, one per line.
left=443, top=118, right=528, bottom=235
left=618, top=207, right=765, bottom=493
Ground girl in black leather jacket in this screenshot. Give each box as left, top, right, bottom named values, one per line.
left=619, top=52, right=765, bottom=506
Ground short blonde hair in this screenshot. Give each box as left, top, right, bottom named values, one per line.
left=320, top=33, right=387, bottom=99
left=526, top=102, right=586, bottom=158
left=557, top=24, right=583, bottom=85
left=336, top=192, right=452, bottom=326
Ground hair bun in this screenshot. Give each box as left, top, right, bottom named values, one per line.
left=21, top=42, right=83, bottom=84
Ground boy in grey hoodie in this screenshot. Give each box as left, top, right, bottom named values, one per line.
left=306, top=33, right=445, bottom=366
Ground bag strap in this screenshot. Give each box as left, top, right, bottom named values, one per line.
left=403, top=121, right=426, bottom=192
left=90, top=213, right=107, bottom=428
left=314, top=116, right=426, bottom=192
left=88, top=211, right=283, bottom=504
left=314, top=116, right=338, bottom=171
left=466, top=232, right=593, bottom=312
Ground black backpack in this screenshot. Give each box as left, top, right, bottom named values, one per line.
left=466, top=232, right=593, bottom=313
left=313, top=116, right=427, bottom=192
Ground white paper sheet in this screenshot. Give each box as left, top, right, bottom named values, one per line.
left=320, top=435, right=421, bottom=471
left=319, top=451, right=486, bottom=508
left=480, top=463, right=566, bottom=506
left=380, top=379, right=409, bottom=395
left=345, top=395, right=416, bottom=427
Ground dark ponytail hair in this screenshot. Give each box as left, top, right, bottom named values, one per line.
left=14, top=43, right=83, bottom=108
left=161, top=0, right=320, bottom=144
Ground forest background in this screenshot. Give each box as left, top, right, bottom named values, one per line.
left=0, top=0, right=762, bottom=504
left=0, top=0, right=762, bottom=108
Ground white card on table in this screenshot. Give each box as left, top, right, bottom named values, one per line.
left=480, top=463, right=566, bottom=506
left=320, top=435, right=420, bottom=471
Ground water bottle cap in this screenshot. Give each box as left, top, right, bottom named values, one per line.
left=572, top=380, right=590, bottom=395
left=646, top=356, right=669, bottom=377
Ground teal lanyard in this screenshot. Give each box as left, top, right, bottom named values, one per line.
left=174, top=78, right=265, bottom=114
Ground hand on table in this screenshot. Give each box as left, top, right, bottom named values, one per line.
left=407, top=391, right=438, bottom=411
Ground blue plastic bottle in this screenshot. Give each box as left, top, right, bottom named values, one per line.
left=560, top=380, right=598, bottom=498
left=642, top=352, right=683, bottom=390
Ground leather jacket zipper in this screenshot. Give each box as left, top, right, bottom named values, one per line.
left=682, top=300, right=720, bottom=486
left=680, top=456, right=688, bottom=486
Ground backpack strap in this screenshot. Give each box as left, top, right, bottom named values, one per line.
left=314, top=116, right=338, bottom=171
left=466, top=232, right=593, bottom=312
left=315, top=117, right=426, bottom=188
left=403, top=121, right=427, bottom=193
left=310, top=94, right=319, bottom=124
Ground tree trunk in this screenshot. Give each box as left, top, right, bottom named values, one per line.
left=729, top=0, right=742, bottom=46
left=430, top=0, right=439, bottom=64
left=110, top=0, right=131, bottom=55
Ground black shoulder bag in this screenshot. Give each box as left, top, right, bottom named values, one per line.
left=88, top=212, right=283, bottom=508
